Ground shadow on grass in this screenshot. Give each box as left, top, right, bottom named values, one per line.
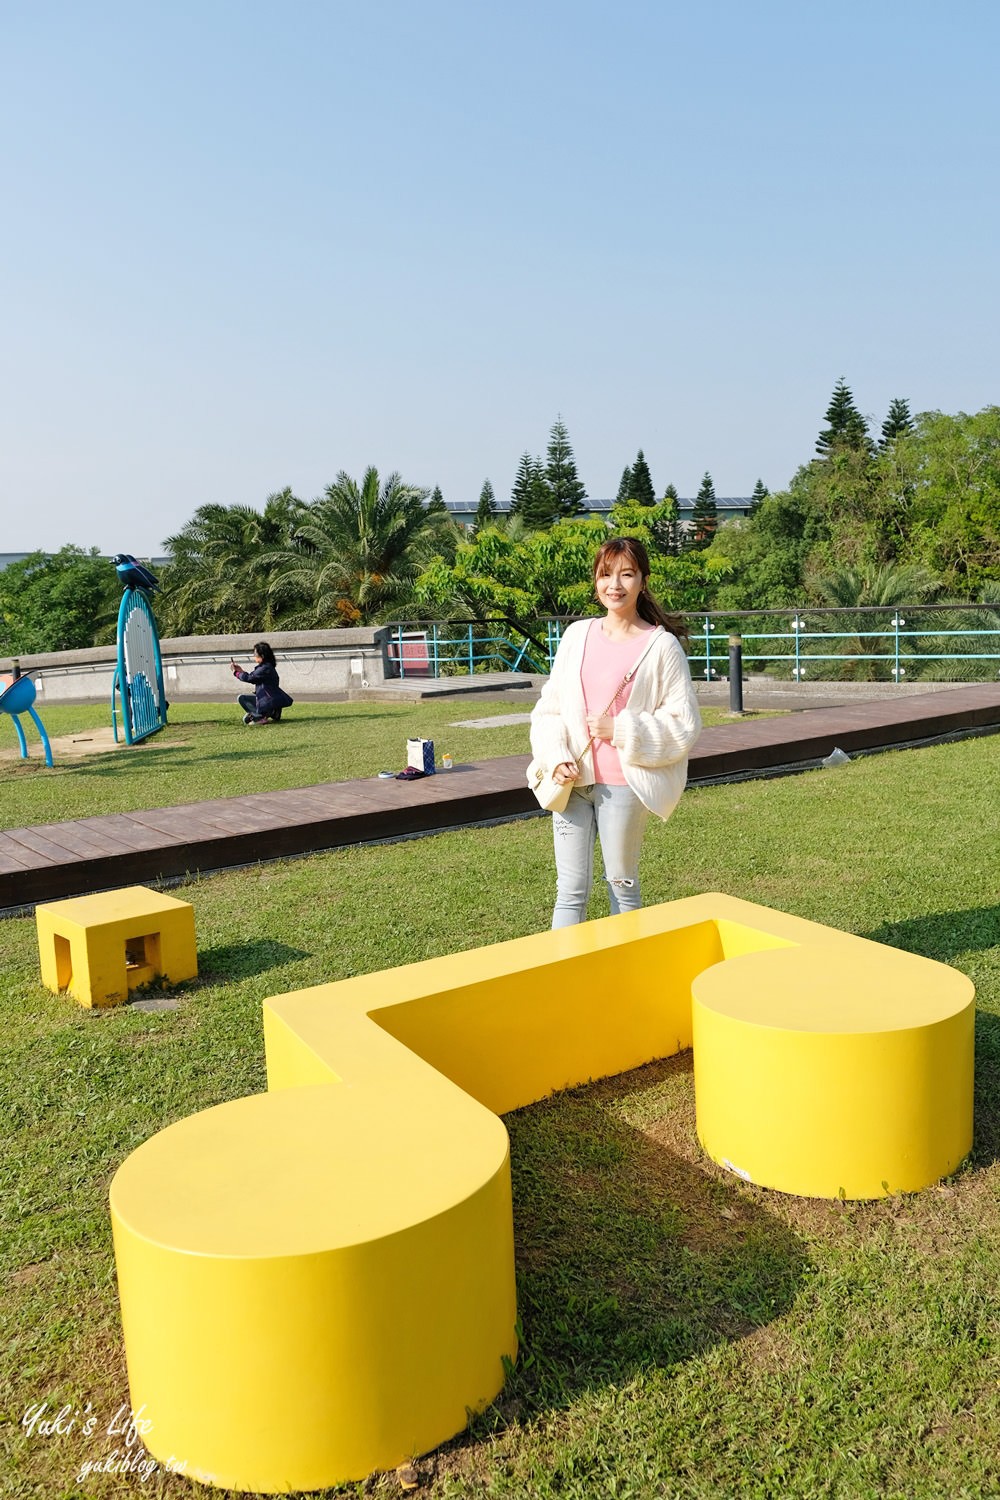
left=454, top=1054, right=808, bottom=1448
left=66, top=744, right=198, bottom=774
left=865, top=906, right=1000, bottom=1171
left=172, top=708, right=404, bottom=725
left=865, top=905, right=1000, bottom=963
left=198, top=938, right=312, bottom=980
left=69, top=745, right=307, bottom=778
left=971, top=1012, right=1000, bottom=1170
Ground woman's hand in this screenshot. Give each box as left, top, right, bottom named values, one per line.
left=553, top=761, right=579, bottom=785
left=586, top=713, right=615, bottom=743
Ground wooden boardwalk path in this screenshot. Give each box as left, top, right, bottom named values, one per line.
left=3, top=684, right=999, bottom=911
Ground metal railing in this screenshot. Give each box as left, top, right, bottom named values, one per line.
left=688, top=606, right=1000, bottom=683
left=387, top=607, right=1000, bottom=684
left=386, top=620, right=557, bottom=679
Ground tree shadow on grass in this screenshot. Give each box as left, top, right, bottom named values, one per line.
left=197, top=938, right=311, bottom=981
left=864, top=906, right=1000, bottom=1171
left=448, top=1054, right=808, bottom=1454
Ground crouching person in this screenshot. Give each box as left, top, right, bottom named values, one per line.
left=230, top=641, right=294, bottom=725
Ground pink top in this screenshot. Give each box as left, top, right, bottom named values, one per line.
left=581, top=620, right=654, bottom=783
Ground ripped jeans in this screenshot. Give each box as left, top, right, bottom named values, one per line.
left=551, top=782, right=651, bottom=929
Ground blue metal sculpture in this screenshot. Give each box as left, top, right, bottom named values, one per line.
left=111, top=557, right=168, bottom=745
left=0, top=674, right=54, bottom=767
left=112, top=553, right=161, bottom=593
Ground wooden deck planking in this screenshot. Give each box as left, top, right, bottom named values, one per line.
left=3, top=684, right=999, bottom=911
left=73, top=815, right=191, bottom=851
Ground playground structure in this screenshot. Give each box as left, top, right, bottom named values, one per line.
left=112, top=585, right=167, bottom=744
left=0, top=674, right=53, bottom=767
left=109, top=892, right=974, bottom=1492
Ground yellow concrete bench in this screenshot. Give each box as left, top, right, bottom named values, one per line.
left=109, top=894, right=974, bottom=1492
left=37, top=886, right=197, bottom=1007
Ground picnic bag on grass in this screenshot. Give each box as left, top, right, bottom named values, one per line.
left=407, top=737, right=435, bottom=774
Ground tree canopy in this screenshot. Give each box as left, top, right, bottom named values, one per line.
left=416, top=502, right=725, bottom=627
left=0, top=547, right=118, bottom=654
left=159, top=489, right=303, bottom=635
left=707, top=402, right=1000, bottom=607
left=268, top=468, right=451, bottom=625
left=16, top=390, right=1000, bottom=647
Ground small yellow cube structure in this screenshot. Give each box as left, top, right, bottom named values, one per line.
left=36, top=885, right=197, bottom=1007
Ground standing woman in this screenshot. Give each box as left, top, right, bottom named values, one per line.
left=529, top=537, right=701, bottom=928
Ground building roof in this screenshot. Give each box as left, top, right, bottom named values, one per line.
left=442, top=495, right=752, bottom=519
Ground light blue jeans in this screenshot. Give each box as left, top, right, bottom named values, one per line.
left=551, top=782, right=651, bottom=928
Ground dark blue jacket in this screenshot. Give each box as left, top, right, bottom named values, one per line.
left=234, top=662, right=292, bottom=717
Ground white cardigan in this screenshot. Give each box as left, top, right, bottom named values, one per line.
left=529, top=619, right=702, bottom=820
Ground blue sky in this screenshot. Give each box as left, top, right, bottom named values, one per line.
left=2, top=1, right=998, bottom=555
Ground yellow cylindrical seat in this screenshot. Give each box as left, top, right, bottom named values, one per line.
left=110, top=1083, right=515, bottom=1492
left=692, top=941, right=974, bottom=1199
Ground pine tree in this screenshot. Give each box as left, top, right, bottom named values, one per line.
left=475, top=479, right=496, bottom=530
left=630, top=449, right=656, bottom=507
left=688, top=472, right=718, bottom=550
left=816, top=378, right=870, bottom=456
left=749, top=478, right=769, bottom=515
left=511, top=452, right=558, bottom=529
left=525, top=457, right=558, bottom=529
left=510, top=453, right=535, bottom=514
left=654, top=483, right=680, bottom=555
left=544, top=417, right=587, bottom=517
left=428, top=485, right=446, bottom=515
left=879, top=398, right=914, bottom=449
left=616, top=465, right=634, bottom=505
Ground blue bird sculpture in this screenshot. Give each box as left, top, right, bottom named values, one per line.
left=112, top=553, right=160, bottom=592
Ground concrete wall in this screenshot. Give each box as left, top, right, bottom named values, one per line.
left=0, top=629, right=394, bottom=704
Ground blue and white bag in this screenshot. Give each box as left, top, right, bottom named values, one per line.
left=406, top=737, right=435, bottom=774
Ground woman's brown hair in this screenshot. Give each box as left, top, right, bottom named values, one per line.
left=592, top=536, right=688, bottom=643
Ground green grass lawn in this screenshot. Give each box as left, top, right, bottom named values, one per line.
left=4, top=727, right=998, bottom=1498
left=0, top=699, right=743, bottom=830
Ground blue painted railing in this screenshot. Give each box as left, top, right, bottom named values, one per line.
left=388, top=607, right=1000, bottom=683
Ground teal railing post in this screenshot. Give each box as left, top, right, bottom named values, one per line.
left=892, top=612, right=904, bottom=681
left=792, top=613, right=803, bottom=681
left=468, top=624, right=474, bottom=676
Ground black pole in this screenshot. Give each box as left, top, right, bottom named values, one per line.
left=11, top=659, right=21, bottom=680
left=728, top=634, right=744, bottom=715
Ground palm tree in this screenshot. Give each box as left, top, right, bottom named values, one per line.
left=159, top=490, right=304, bottom=635
left=806, top=562, right=942, bottom=680
left=917, top=584, right=1000, bottom=682
left=270, top=468, right=453, bottom=626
